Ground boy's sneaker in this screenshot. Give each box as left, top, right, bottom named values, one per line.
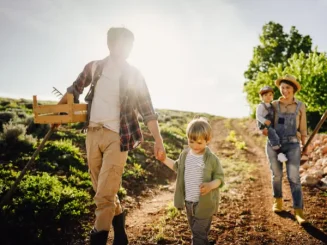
left=277, top=152, right=288, bottom=162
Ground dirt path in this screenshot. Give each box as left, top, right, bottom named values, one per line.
left=125, top=184, right=175, bottom=240
left=108, top=117, right=327, bottom=244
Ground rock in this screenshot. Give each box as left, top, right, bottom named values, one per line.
left=322, top=158, right=327, bottom=167
left=307, top=169, right=324, bottom=179
left=301, top=162, right=310, bottom=170
left=301, top=175, right=320, bottom=186
left=323, top=167, right=327, bottom=175
left=315, top=159, right=323, bottom=167
left=321, top=176, right=327, bottom=185
left=322, top=145, right=327, bottom=155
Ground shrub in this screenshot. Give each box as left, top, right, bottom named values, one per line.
left=26, top=116, right=51, bottom=138
left=0, top=111, right=16, bottom=131
left=2, top=121, right=26, bottom=142
left=0, top=122, right=36, bottom=160
left=38, top=140, right=86, bottom=172
left=0, top=100, right=11, bottom=107
left=0, top=171, right=92, bottom=244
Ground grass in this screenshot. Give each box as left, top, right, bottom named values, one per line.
left=220, top=157, right=257, bottom=192
left=226, top=130, right=247, bottom=150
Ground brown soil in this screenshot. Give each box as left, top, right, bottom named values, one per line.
left=106, top=118, right=327, bottom=244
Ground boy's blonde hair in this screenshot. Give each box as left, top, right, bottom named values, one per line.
left=186, top=117, right=212, bottom=141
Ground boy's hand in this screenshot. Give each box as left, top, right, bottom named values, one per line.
left=199, top=182, right=212, bottom=196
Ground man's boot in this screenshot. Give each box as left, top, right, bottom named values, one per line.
left=294, top=209, right=308, bottom=225
left=90, top=229, right=109, bottom=245
left=272, top=198, right=283, bottom=213
left=112, top=212, right=128, bottom=245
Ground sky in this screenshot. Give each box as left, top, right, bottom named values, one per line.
left=0, top=0, right=326, bottom=118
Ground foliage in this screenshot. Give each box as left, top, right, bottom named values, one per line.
left=0, top=122, right=36, bottom=159
left=244, top=21, right=312, bottom=83
left=0, top=167, right=92, bottom=244
left=0, top=111, right=17, bottom=131
left=26, top=116, right=51, bottom=138
left=38, top=139, right=86, bottom=172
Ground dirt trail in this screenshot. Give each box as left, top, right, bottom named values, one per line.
left=106, top=184, right=175, bottom=244
left=125, top=184, right=175, bottom=239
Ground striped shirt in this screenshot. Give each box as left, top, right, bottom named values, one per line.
left=185, top=151, right=204, bottom=202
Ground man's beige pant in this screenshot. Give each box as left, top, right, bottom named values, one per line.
left=86, top=127, right=128, bottom=231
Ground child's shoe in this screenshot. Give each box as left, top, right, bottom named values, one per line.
left=277, top=152, right=288, bottom=162
left=272, top=198, right=283, bottom=213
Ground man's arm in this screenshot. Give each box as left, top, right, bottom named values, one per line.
left=134, top=71, right=166, bottom=160
left=147, top=120, right=166, bottom=161
left=64, top=61, right=94, bottom=104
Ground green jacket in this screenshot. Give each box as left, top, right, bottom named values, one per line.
left=173, top=147, right=225, bottom=219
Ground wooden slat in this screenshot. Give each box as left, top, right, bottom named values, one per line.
left=34, top=104, right=70, bottom=114
left=32, top=93, right=88, bottom=124
left=34, top=115, right=72, bottom=124
left=72, top=114, right=87, bottom=122
left=33, top=96, right=37, bottom=109
left=73, top=104, right=87, bottom=111
left=67, top=93, right=74, bottom=105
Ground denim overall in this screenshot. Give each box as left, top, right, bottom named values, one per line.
left=266, top=101, right=303, bottom=209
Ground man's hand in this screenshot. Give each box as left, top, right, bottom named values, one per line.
left=199, top=182, right=213, bottom=196
left=154, top=139, right=166, bottom=161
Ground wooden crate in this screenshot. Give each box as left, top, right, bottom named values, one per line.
left=33, top=94, right=87, bottom=124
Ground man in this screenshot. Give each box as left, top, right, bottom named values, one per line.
left=57, top=27, right=166, bottom=245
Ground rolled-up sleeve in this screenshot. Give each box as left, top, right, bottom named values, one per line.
left=213, top=157, right=225, bottom=188
left=66, top=61, right=93, bottom=103
left=134, top=71, right=158, bottom=124
left=298, top=103, right=307, bottom=137
left=256, top=104, right=267, bottom=124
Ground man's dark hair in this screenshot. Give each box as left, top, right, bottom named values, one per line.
left=107, top=27, right=134, bottom=46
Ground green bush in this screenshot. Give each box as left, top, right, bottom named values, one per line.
left=0, top=170, right=92, bottom=244
left=0, top=111, right=16, bottom=131
left=0, top=122, right=36, bottom=160
left=38, top=140, right=86, bottom=173
left=26, top=116, right=51, bottom=138
left=2, top=121, right=26, bottom=142
left=0, top=100, right=11, bottom=107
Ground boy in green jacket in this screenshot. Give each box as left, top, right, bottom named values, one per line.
left=160, top=117, right=224, bottom=245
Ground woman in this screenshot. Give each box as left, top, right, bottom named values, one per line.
left=264, top=74, right=308, bottom=225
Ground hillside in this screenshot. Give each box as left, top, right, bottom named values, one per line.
left=0, top=97, right=326, bottom=245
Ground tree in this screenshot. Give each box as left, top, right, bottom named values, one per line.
left=244, top=22, right=312, bottom=83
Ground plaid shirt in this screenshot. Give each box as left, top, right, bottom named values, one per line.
left=67, top=56, right=158, bottom=151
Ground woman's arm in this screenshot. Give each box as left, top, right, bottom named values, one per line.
left=299, top=103, right=308, bottom=146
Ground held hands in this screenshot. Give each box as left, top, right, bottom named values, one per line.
left=154, top=139, right=166, bottom=161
